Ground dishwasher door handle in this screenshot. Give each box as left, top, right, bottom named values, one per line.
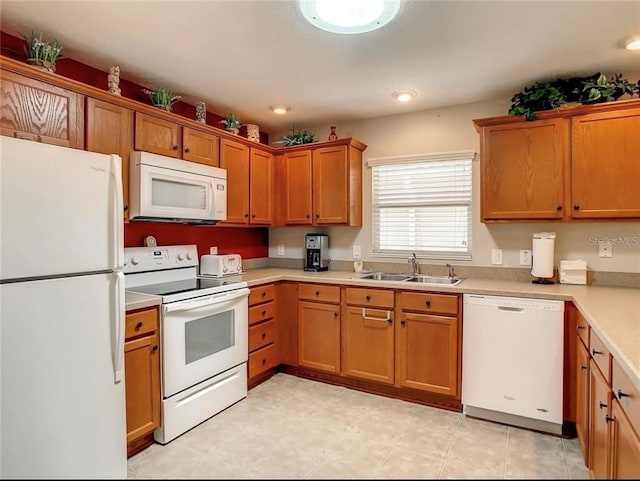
left=497, top=306, right=525, bottom=312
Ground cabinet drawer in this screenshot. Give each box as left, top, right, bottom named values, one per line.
left=249, top=284, right=275, bottom=306
left=249, top=301, right=275, bottom=326
left=249, top=320, right=276, bottom=352
left=345, top=287, right=394, bottom=309
left=576, top=308, right=589, bottom=349
left=249, top=343, right=279, bottom=378
left=400, top=291, right=458, bottom=315
left=125, top=308, right=158, bottom=339
left=590, top=330, right=611, bottom=383
left=298, top=283, right=340, bottom=303
left=613, top=358, right=640, bottom=435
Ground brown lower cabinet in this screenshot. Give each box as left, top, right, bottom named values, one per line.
left=589, top=358, right=612, bottom=479
left=610, top=398, right=640, bottom=479
left=124, top=307, right=160, bottom=457
left=248, top=284, right=279, bottom=385
left=576, top=338, right=590, bottom=465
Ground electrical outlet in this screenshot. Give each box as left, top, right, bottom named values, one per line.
left=519, top=250, right=532, bottom=266
left=277, top=244, right=285, bottom=256
left=491, top=248, right=503, bottom=265
left=599, top=243, right=612, bottom=258
left=209, top=246, right=218, bottom=254
left=352, top=245, right=362, bottom=259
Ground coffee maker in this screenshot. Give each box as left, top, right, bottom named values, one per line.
left=304, top=233, right=329, bottom=272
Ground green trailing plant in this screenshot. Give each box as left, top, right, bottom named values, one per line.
left=219, top=113, right=241, bottom=130
left=281, top=123, right=315, bottom=146
left=509, top=72, right=639, bottom=120
left=143, top=87, right=182, bottom=111
left=23, top=31, right=63, bottom=71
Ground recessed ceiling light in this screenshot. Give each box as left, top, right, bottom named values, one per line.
left=300, top=0, right=402, bottom=35
left=624, top=35, right=640, bottom=50
left=392, top=89, right=417, bottom=103
left=269, top=105, right=291, bottom=115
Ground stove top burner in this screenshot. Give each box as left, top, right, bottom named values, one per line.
left=127, top=277, right=247, bottom=303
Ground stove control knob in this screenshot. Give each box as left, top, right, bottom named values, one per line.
left=186, top=252, right=193, bottom=260
left=177, top=253, right=185, bottom=261
left=131, top=256, right=140, bottom=266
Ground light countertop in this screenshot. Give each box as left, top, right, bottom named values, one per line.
left=125, top=291, right=162, bottom=311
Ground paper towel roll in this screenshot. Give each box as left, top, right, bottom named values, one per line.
left=531, top=232, right=556, bottom=279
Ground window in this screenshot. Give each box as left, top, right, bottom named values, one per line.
left=369, top=150, right=474, bottom=260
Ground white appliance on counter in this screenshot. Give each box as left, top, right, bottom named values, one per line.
left=462, top=294, right=564, bottom=435
left=129, top=150, right=227, bottom=224
left=200, top=254, right=244, bottom=277
left=0, top=137, right=127, bottom=478
left=124, top=245, right=249, bottom=444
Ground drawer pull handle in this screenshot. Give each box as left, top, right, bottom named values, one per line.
left=361, top=308, right=391, bottom=323
left=617, top=389, right=630, bottom=399
left=425, top=300, right=431, bottom=307
left=261, top=333, right=266, bottom=339
left=576, top=325, right=585, bottom=331
left=605, top=416, right=614, bottom=423
left=152, top=345, right=158, bottom=352
left=581, top=365, right=588, bottom=371
left=135, top=321, right=143, bottom=330
left=592, top=349, right=603, bottom=356
left=599, top=401, right=607, bottom=410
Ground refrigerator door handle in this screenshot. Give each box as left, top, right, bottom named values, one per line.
left=111, top=154, right=124, bottom=270
left=113, top=271, right=125, bottom=384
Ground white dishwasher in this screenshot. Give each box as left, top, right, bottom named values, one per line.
left=462, top=294, right=564, bottom=434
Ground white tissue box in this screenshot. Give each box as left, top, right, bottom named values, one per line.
left=559, top=260, right=587, bottom=285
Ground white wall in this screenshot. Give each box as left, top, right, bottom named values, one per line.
left=269, top=97, right=640, bottom=273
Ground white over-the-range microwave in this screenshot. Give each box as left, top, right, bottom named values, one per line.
left=129, top=151, right=227, bottom=224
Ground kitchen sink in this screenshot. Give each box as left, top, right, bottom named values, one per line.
left=356, top=272, right=464, bottom=286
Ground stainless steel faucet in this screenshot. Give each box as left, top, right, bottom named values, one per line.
left=408, top=253, right=420, bottom=275
left=446, top=263, right=455, bottom=278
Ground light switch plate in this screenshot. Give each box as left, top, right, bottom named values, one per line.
left=491, top=248, right=503, bottom=265
left=519, top=250, right=532, bottom=266
left=277, top=244, right=285, bottom=256
left=353, top=245, right=362, bottom=259
left=598, top=243, right=612, bottom=258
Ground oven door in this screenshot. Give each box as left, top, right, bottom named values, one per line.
left=161, top=287, right=249, bottom=398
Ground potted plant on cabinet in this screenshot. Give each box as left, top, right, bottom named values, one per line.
left=219, top=113, right=241, bottom=134
left=143, top=86, right=182, bottom=112
left=23, top=31, right=63, bottom=73
left=280, top=123, right=315, bottom=146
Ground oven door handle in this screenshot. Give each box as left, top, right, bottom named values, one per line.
left=163, top=288, right=250, bottom=313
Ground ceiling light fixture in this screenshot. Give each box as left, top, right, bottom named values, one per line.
left=624, top=35, right=640, bottom=50
left=300, top=0, right=401, bottom=35
left=269, top=105, right=291, bottom=115
left=392, top=89, right=417, bottom=103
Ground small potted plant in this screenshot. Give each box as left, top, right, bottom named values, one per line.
left=143, top=87, right=182, bottom=112
left=23, top=31, right=63, bottom=73
left=281, top=123, right=315, bottom=146
left=219, top=113, right=241, bottom=134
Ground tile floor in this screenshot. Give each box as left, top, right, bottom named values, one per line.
left=128, top=373, right=589, bottom=479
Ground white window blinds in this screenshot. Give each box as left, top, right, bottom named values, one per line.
left=369, top=151, right=474, bottom=260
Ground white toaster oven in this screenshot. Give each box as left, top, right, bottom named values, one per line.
left=200, top=254, right=243, bottom=277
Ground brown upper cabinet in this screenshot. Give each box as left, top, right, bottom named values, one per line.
left=474, top=99, right=640, bottom=222
left=277, top=139, right=366, bottom=226
left=85, top=98, right=133, bottom=221
left=134, top=112, right=219, bottom=166
left=249, top=147, right=274, bottom=225
left=1, top=69, right=84, bottom=148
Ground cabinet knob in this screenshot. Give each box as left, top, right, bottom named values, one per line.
left=306, top=214, right=310, bottom=219
left=425, top=300, right=431, bottom=307
left=262, top=310, right=266, bottom=316
left=123, top=204, right=129, bottom=211
left=334, top=311, right=338, bottom=318
left=152, top=345, right=158, bottom=352
left=172, top=145, right=179, bottom=150
left=576, top=325, right=585, bottom=331
left=599, top=401, right=607, bottom=410
left=592, top=349, right=603, bottom=356
left=135, top=321, right=143, bottom=330
left=315, top=291, right=320, bottom=296
left=262, top=332, right=266, bottom=339
left=262, top=358, right=266, bottom=365
left=580, top=365, right=588, bottom=371
left=617, top=389, right=630, bottom=399
left=556, top=205, right=562, bottom=211
left=252, top=214, right=256, bottom=218
left=605, top=416, right=615, bottom=423
left=401, top=319, right=406, bottom=326
left=244, top=213, right=249, bottom=218
left=184, top=148, right=191, bottom=153
left=573, top=204, right=580, bottom=210
left=316, top=214, right=320, bottom=218
left=261, top=292, right=266, bottom=297
left=365, top=295, right=371, bottom=301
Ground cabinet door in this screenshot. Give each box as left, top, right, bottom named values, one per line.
left=182, top=126, right=219, bottom=166
left=480, top=119, right=569, bottom=220
left=134, top=112, right=181, bottom=158
left=576, top=339, right=590, bottom=467
left=1, top=70, right=83, bottom=148
left=396, top=312, right=458, bottom=397
left=220, top=138, right=250, bottom=224
left=85, top=98, right=133, bottom=221
left=588, top=359, right=612, bottom=480
left=344, top=306, right=394, bottom=384
left=571, top=108, right=640, bottom=219
left=298, top=301, right=340, bottom=373
left=249, top=148, right=273, bottom=225
left=610, top=399, right=640, bottom=480
left=283, top=150, right=313, bottom=224
left=313, top=145, right=349, bottom=224
left=124, top=333, right=160, bottom=444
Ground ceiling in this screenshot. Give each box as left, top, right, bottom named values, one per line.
left=1, top=1, right=639, bottom=137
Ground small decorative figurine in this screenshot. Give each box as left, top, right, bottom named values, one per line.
left=246, top=124, right=260, bottom=142
left=195, top=101, right=207, bottom=123
left=107, top=66, right=121, bottom=96
left=328, top=125, right=338, bottom=141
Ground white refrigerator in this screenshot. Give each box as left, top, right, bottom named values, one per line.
left=0, top=137, right=127, bottom=478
